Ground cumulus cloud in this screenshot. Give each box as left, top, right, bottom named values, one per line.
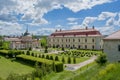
left=82, top=17, right=97, bottom=26
left=98, top=12, right=117, bottom=20
left=0, top=20, right=23, bottom=35
left=67, top=18, right=79, bottom=22
left=71, top=11, right=120, bottom=35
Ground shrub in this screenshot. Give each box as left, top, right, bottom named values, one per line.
left=44, top=46, right=48, bottom=53
left=55, top=56, right=59, bottom=61
left=16, top=55, right=63, bottom=72
left=96, top=54, right=107, bottom=66
left=62, top=57, right=65, bottom=63
left=68, top=56, right=71, bottom=64
left=46, top=55, right=49, bottom=59
left=26, top=50, right=30, bottom=55
left=49, top=56, right=53, bottom=60
left=73, top=57, right=76, bottom=64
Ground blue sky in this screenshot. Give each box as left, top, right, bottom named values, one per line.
left=0, top=0, right=120, bottom=35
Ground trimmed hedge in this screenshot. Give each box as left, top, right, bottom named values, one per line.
left=16, top=55, right=63, bottom=72
left=0, top=50, right=22, bottom=58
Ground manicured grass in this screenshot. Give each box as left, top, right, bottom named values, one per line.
left=0, top=56, right=34, bottom=79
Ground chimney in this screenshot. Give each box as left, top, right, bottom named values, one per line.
left=86, top=26, right=88, bottom=30
left=60, top=29, right=62, bottom=31
left=92, top=26, right=95, bottom=29
left=55, top=29, right=57, bottom=32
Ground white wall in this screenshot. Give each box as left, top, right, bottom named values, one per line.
left=103, top=40, right=120, bottom=62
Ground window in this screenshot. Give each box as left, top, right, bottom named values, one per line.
left=78, top=39, right=80, bottom=42
left=85, top=39, right=87, bottom=42
left=85, top=45, right=87, bottom=49
left=118, top=45, right=120, bottom=51
left=78, top=45, right=80, bottom=49
left=69, top=39, right=70, bottom=42
left=73, top=39, right=75, bottom=42
left=62, top=39, right=63, bottom=42
left=92, top=45, right=94, bottom=49
left=92, top=39, right=94, bottom=42
left=66, top=39, right=67, bottom=42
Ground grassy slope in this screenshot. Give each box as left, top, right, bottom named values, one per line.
left=0, top=56, right=34, bottom=79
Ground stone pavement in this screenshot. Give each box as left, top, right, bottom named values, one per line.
left=65, top=56, right=97, bottom=71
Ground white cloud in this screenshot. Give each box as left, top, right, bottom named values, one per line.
left=98, top=12, right=117, bottom=20
left=0, top=0, right=115, bottom=25
left=0, top=20, right=23, bottom=35
left=63, top=0, right=114, bottom=12
left=70, top=11, right=120, bottom=35
left=82, top=17, right=97, bottom=26
left=67, top=18, right=79, bottom=22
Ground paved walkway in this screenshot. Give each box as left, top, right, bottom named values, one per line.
left=65, top=56, right=97, bottom=71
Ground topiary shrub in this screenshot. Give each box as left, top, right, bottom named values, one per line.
left=55, top=56, right=59, bottom=61
left=96, top=54, right=107, bottom=66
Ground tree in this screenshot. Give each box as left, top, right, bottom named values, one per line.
left=40, top=36, right=47, bottom=48
left=73, top=57, right=76, bottom=64
left=62, top=47, right=65, bottom=51
left=68, top=56, right=71, bottom=64
left=44, top=46, right=48, bottom=53
left=62, top=57, right=65, bottom=63
left=96, top=54, right=107, bottom=66
left=55, top=56, right=59, bottom=61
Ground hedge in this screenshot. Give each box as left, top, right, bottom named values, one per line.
left=0, top=50, right=23, bottom=58
left=16, top=55, right=63, bottom=72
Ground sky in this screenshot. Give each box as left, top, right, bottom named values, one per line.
left=0, top=0, right=120, bottom=36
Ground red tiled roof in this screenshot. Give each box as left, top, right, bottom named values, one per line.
left=50, top=28, right=101, bottom=36
left=104, top=30, right=120, bottom=40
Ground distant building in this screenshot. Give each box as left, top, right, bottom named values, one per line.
left=103, top=30, right=120, bottom=62
left=6, top=28, right=40, bottom=49
left=48, top=27, right=103, bottom=50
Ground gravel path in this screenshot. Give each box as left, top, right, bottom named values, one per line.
left=65, top=56, right=97, bottom=71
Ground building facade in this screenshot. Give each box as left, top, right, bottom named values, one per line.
left=103, top=30, right=120, bottom=62
left=48, top=27, right=103, bottom=50
left=7, top=29, right=40, bottom=49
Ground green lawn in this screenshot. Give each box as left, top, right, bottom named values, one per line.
left=0, top=56, right=34, bottom=79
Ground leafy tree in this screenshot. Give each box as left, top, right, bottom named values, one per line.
left=68, top=56, right=71, bottom=64
left=52, top=61, right=56, bottom=72
left=55, top=56, right=59, bottom=61
left=96, top=54, right=107, bottom=66
left=62, top=57, right=65, bottom=63
left=40, top=36, right=47, bottom=48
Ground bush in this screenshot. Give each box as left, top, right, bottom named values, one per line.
left=68, top=56, right=71, bottom=64
left=73, top=57, right=76, bottom=64
left=46, top=55, right=49, bottom=59
left=16, top=55, right=63, bottom=72
left=49, top=56, right=53, bottom=60
left=96, top=54, right=107, bottom=66
left=62, top=57, right=65, bottom=63
left=55, top=56, right=59, bottom=61
left=26, top=50, right=30, bottom=55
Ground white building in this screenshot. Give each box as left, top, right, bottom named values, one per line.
left=48, top=27, right=103, bottom=50
left=7, top=29, right=40, bottom=49
left=103, top=30, right=120, bottom=62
